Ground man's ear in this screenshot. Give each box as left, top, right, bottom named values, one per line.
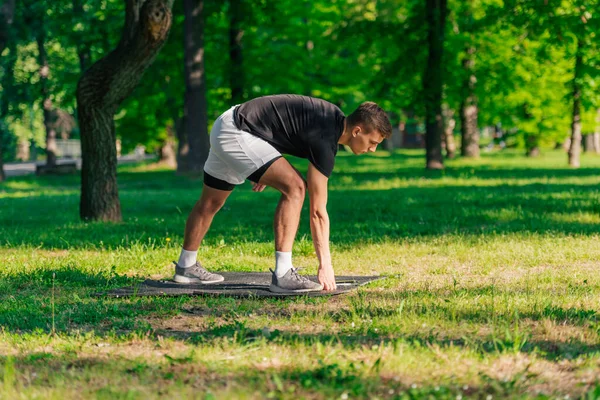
left=352, top=126, right=361, bottom=137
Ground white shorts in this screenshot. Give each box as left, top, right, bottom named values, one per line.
left=203, top=106, right=282, bottom=189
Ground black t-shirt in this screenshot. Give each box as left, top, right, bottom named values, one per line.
left=233, top=94, right=346, bottom=177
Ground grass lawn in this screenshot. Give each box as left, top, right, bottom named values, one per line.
left=1, top=149, right=600, bottom=399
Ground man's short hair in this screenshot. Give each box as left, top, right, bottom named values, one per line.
left=346, top=102, right=392, bottom=139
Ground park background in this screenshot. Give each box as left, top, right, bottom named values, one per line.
left=1, top=0, right=600, bottom=398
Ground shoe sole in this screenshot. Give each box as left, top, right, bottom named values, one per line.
left=269, top=283, right=324, bottom=293
left=173, top=275, right=225, bottom=284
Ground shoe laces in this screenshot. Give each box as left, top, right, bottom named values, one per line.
left=190, top=262, right=212, bottom=278
left=289, top=267, right=310, bottom=283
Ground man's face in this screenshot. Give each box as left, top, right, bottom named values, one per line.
left=348, top=126, right=384, bottom=155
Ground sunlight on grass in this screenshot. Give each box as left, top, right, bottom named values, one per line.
left=1, top=149, right=600, bottom=398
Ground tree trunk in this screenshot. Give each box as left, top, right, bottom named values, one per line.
left=0, top=126, right=4, bottom=181
left=587, top=109, right=600, bottom=153
left=423, top=0, right=447, bottom=170
left=525, top=131, right=540, bottom=157
left=442, top=108, right=456, bottom=159
left=176, top=117, right=189, bottom=173
left=398, top=120, right=406, bottom=147
left=0, top=0, right=16, bottom=182
left=527, top=145, right=540, bottom=157
left=29, top=105, right=38, bottom=161
left=182, top=0, right=210, bottom=173
left=0, top=122, right=5, bottom=182
left=37, top=34, right=59, bottom=167
left=460, top=46, right=479, bottom=158
left=522, top=104, right=539, bottom=157
left=160, top=122, right=177, bottom=167
left=383, top=112, right=398, bottom=151
left=594, top=109, right=600, bottom=153
left=402, top=109, right=420, bottom=148
left=77, top=0, right=173, bottom=221
left=568, top=39, right=583, bottom=168
left=228, top=0, right=244, bottom=105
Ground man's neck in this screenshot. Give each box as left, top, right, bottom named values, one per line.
left=338, top=119, right=351, bottom=145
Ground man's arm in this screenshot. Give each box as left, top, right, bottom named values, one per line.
left=307, top=163, right=336, bottom=291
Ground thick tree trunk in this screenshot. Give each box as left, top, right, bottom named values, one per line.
left=0, top=0, right=16, bottom=182
left=442, top=108, right=456, bottom=159
left=182, top=0, right=210, bottom=173
left=77, top=0, right=173, bottom=221
left=37, top=34, right=58, bottom=167
left=423, top=0, right=447, bottom=170
left=228, top=0, right=244, bottom=105
left=460, top=46, right=479, bottom=158
left=568, top=39, right=583, bottom=168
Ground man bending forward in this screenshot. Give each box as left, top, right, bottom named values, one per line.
left=173, top=94, right=392, bottom=293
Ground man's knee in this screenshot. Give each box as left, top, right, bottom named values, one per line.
left=196, top=197, right=226, bottom=215
left=282, top=176, right=306, bottom=201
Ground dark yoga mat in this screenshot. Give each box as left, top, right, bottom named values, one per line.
left=97, top=272, right=384, bottom=298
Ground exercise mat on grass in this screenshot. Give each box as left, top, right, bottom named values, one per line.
left=96, top=272, right=384, bottom=298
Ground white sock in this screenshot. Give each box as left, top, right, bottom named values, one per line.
left=178, top=248, right=198, bottom=268
left=275, top=251, right=293, bottom=278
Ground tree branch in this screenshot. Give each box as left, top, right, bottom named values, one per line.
left=78, top=0, right=173, bottom=111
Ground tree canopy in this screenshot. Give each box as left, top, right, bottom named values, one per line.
left=1, top=0, right=599, bottom=162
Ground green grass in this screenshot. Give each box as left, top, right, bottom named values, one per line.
left=1, top=149, right=600, bottom=399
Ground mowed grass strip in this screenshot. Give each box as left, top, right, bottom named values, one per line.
left=1, top=149, right=600, bottom=398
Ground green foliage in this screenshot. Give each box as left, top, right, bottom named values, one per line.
left=499, top=0, right=600, bottom=144
left=1, top=0, right=599, bottom=159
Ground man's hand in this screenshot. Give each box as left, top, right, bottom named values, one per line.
left=252, top=182, right=266, bottom=192
left=318, top=266, right=337, bottom=291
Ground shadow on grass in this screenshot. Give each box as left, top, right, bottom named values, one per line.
left=1, top=269, right=599, bottom=363
left=168, top=311, right=600, bottom=363
left=4, top=352, right=588, bottom=398
left=154, top=319, right=600, bottom=363
left=1, top=165, right=600, bottom=249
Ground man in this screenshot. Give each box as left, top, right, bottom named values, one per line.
left=173, top=94, right=392, bottom=293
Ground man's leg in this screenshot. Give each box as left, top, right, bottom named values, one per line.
left=258, top=158, right=323, bottom=293
left=182, top=184, right=232, bottom=251
left=173, top=183, right=232, bottom=284
left=258, top=158, right=306, bottom=253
